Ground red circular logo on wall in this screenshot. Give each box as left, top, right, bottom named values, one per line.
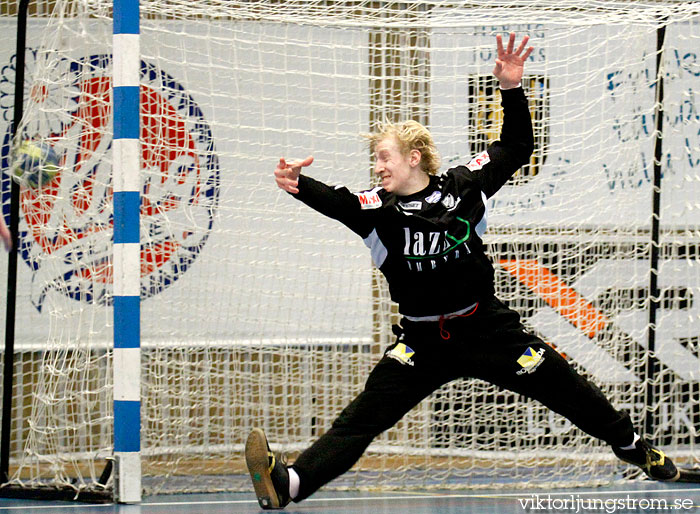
left=1, top=51, right=220, bottom=311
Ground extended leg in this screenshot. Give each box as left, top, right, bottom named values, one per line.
left=473, top=332, right=678, bottom=481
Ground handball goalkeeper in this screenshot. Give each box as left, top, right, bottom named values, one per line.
left=246, top=32, right=681, bottom=510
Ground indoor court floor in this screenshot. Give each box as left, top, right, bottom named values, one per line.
left=0, top=481, right=697, bottom=514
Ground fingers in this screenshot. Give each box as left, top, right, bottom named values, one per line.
left=279, top=155, right=313, bottom=172
left=274, top=155, right=314, bottom=194
left=274, top=173, right=299, bottom=194
left=515, top=34, right=529, bottom=56
left=506, top=31, right=515, bottom=55
left=495, top=32, right=518, bottom=58
left=492, top=59, right=503, bottom=75
left=515, top=34, right=534, bottom=62
left=274, top=163, right=299, bottom=194
left=297, top=155, right=314, bottom=168
left=496, top=32, right=533, bottom=61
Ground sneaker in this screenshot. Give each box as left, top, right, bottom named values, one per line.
left=613, top=438, right=680, bottom=481
left=245, top=428, right=291, bottom=510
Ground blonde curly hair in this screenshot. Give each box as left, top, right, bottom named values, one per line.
left=364, top=120, right=441, bottom=175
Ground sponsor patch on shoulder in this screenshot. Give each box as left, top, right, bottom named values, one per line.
left=466, top=150, right=491, bottom=171
left=355, top=188, right=382, bottom=209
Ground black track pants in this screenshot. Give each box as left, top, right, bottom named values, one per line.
left=291, top=297, right=634, bottom=502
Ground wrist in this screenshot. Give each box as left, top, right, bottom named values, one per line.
left=499, top=81, right=522, bottom=90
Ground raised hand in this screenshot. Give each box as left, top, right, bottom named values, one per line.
left=493, top=32, right=534, bottom=90
left=274, top=155, right=314, bottom=194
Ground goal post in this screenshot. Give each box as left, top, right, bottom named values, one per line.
left=0, top=0, right=699, bottom=501
left=112, top=0, right=142, bottom=503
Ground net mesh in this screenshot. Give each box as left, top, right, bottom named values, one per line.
left=0, top=0, right=698, bottom=497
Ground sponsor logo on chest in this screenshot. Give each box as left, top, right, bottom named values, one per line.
left=398, top=200, right=422, bottom=211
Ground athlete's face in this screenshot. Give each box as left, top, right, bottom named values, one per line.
left=374, top=136, right=428, bottom=196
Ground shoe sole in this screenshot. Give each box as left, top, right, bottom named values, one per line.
left=245, top=428, right=282, bottom=509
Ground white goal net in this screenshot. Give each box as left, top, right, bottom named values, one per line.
left=0, top=0, right=698, bottom=498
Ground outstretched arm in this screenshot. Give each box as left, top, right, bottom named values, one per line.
left=272, top=156, right=376, bottom=238
left=493, top=32, right=534, bottom=89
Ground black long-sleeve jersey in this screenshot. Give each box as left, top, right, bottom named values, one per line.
left=293, top=87, right=534, bottom=317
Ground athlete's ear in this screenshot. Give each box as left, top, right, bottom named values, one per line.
left=409, top=148, right=422, bottom=168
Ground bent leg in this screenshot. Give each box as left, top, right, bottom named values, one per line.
left=292, top=354, right=444, bottom=502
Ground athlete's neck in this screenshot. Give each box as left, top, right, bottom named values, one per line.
left=395, top=172, right=430, bottom=197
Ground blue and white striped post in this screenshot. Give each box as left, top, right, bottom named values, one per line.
left=112, top=0, right=141, bottom=503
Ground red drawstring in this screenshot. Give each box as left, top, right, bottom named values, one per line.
left=438, top=303, right=479, bottom=340
left=438, top=318, right=450, bottom=340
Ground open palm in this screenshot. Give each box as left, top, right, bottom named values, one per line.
left=493, top=33, right=534, bottom=89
